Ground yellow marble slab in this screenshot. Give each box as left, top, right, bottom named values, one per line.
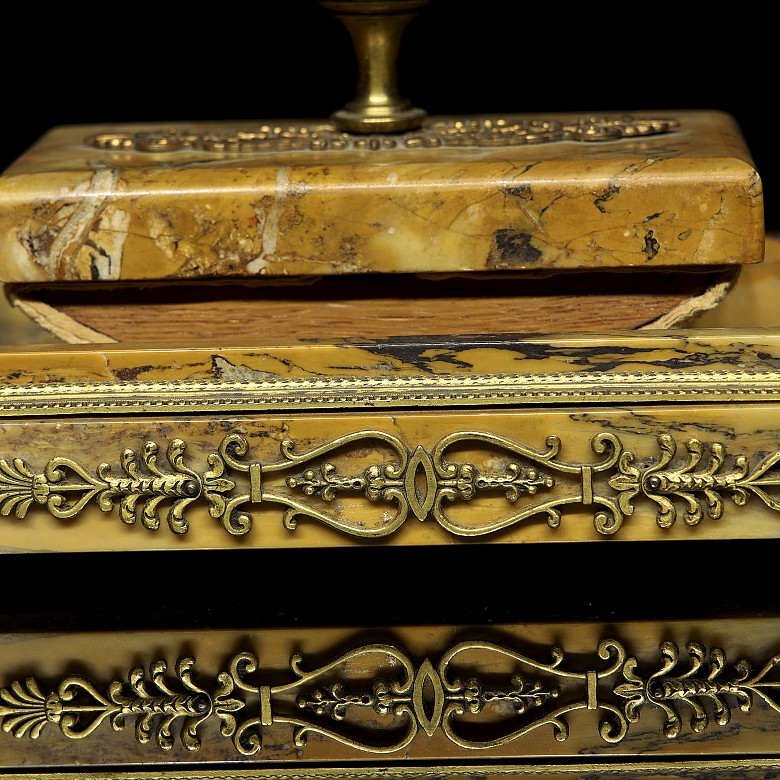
left=693, top=233, right=780, bottom=327
left=0, top=329, right=778, bottom=391
left=0, top=111, right=763, bottom=282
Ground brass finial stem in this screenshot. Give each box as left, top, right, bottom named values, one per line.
left=320, top=0, right=430, bottom=133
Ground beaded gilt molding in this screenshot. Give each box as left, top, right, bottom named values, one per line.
left=88, top=116, right=679, bottom=154
left=4, top=763, right=780, bottom=780
left=1, top=638, right=779, bottom=756
left=3, top=370, right=780, bottom=417
left=2, top=430, right=779, bottom=538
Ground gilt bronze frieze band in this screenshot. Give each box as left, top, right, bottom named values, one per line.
left=2, top=431, right=779, bottom=538
left=2, top=638, right=779, bottom=756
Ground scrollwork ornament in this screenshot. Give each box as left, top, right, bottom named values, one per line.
left=4, top=638, right=780, bottom=756
left=3, top=431, right=780, bottom=539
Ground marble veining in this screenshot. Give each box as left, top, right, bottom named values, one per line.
left=0, top=111, right=764, bottom=282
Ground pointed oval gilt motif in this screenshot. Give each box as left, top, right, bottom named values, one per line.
left=404, top=446, right=437, bottom=521
left=412, top=658, right=444, bottom=737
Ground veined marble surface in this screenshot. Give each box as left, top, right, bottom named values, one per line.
left=0, top=329, right=778, bottom=384
left=0, top=110, right=764, bottom=282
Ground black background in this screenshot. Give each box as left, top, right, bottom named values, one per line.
left=1, top=2, right=776, bottom=229
left=0, top=3, right=777, bottom=630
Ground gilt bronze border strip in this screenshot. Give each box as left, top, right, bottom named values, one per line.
left=3, top=760, right=780, bottom=779
left=3, top=369, right=780, bottom=416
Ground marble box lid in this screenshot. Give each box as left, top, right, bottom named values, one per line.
left=0, top=109, right=764, bottom=283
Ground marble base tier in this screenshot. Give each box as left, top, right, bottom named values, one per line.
left=0, top=330, right=779, bottom=552
left=0, top=111, right=763, bottom=283
left=0, top=330, right=779, bottom=780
